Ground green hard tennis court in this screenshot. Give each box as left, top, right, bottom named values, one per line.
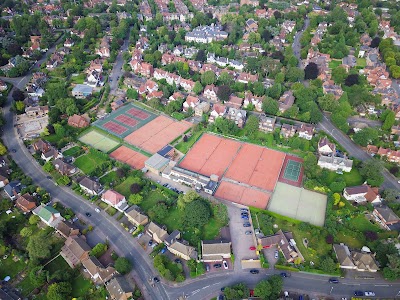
left=78, top=129, right=120, bottom=153
left=282, top=160, right=301, bottom=181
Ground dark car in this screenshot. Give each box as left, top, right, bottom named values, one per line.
left=280, top=272, right=288, bottom=277
left=85, top=212, right=91, bottom=217
left=241, top=215, right=249, bottom=220
left=214, top=263, right=222, bottom=268
left=11, top=149, right=17, bottom=153
left=148, top=240, right=153, bottom=246
left=354, top=291, right=364, bottom=296
left=46, top=176, right=52, bottom=179
left=153, top=277, right=160, bottom=283
left=329, top=278, right=339, bottom=284
left=243, top=223, right=251, bottom=227
left=221, top=287, right=225, bottom=292
left=175, top=258, right=182, bottom=264
left=250, top=269, right=259, bottom=274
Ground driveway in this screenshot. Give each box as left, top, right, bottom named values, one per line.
left=262, top=246, right=279, bottom=268
left=227, top=204, right=258, bottom=271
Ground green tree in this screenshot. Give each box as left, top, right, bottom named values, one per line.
left=15, top=101, right=25, bottom=113
left=90, top=243, right=107, bottom=258
left=29, top=215, right=40, bottom=225
left=115, top=257, right=132, bottom=274
left=360, top=159, right=384, bottom=187
left=383, top=189, right=398, bottom=202
left=212, top=203, right=228, bottom=225
left=56, top=175, right=70, bottom=186
left=149, top=202, right=169, bottom=222
left=244, top=115, right=259, bottom=137
left=383, top=254, right=400, bottom=280
left=128, top=194, right=143, bottom=205
left=353, top=127, right=379, bottom=146
left=254, top=279, right=272, bottom=299
left=29, top=266, right=49, bottom=288
left=27, top=233, right=52, bottom=261
left=331, top=66, right=347, bottom=85
left=193, top=81, right=203, bottom=95
left=47, top=282, right=71, bottom=300
left=177, top=190, right=200, bottom=210
left=43, top=161, right=54, bottom=173
left=183, top=199, right=211, bottom=229
left=382, top=110, right=395, bottom=131
left=0, top=142, right=7, bottom=156
left=20, top=227, right=33, bottom=237
left=201, top=70, right=216, bottom=85
left=216, top=85, right=231, bottom=102
left=286, top=67, right=304, bottom=82
left=319, top=256, right=337, bottom=273
left=262, top=97, right=279, bottom=115
left=303, top=153, right=318, bottom=178
left=224, top=283, right=250, bottom=300
left=317, top=94, right=338, bottom=112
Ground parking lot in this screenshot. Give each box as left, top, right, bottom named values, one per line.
left=227, top=204, right=258, bottom=270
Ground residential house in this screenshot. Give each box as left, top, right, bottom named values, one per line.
left=85, top=70, right=101, bottom=87
left=106, top=276, right=134, bottom=300
left=183, top=95, right=200, bottom=112
left=333, top=244, right=378, bottom=272
left=179, top=78, right=196, bottom=92
left=203, top=84, right=219, bottom=101
left=15, top=193, right=37, bottom=213
left=317, top=155, right=353, bottom=173
left=82, top=256, right=117, bottom=284
left=245, top=19, right=258, bottom=32
left=201, top=240, right=231, bottom=262
left=53, top=158, right=76, bottom=176
left=169, top=91, right=185, bottom=103
left=68, top=114, right=90, bottom=128
left=258, top=230, right=304, bottom=263
left=0, top=175, right=9, bottom=188
left=194, top=101, right=210, bottom=117
left=124, top=207, right=149, bottom=226
left=391, top=125, right=400, bottom=135
left=343, top=185, right=381, bottom=204
left=96, top=36, right=110, bottom=58
left=373, top=206, right=400, bottom=230
left=367, top=145, right=379, bottom=155
left=33, top=204, right=64, bottom=228
left=101, top=190, right=128, bottom=212
left=322, top=81, right=343, bottom=99
left=56, top=220, right=80, bottom=238
left=41, top=146, right=62, bottom=162
left=279, top=91, right=295, bottom=113
left=131, top=61, right=154, bottom=78
left=259, top=115, right=276, bottom=133
left=61, top=235, right=91, bottom=268
left=185, top=25, right=228, bottom=43
left=237, top=72, right=258, bottom=84
left=318, top=137, right=336, bottom=156
left=146, top=222, right=169, bottom=243
left=168, top=240, right=198, bottom=260
left=225, top=95, right=243, bottom=109
left=208, top=103, right=227, bottom=123
left=25, top=105, right=48, bottom=118
left=77, top=176, right=103, bottom=196
left=0, top=80, right=7, bottom=91
left=243, top=92, right=263, bottom=112
left=111, top=99, right=126, bottom=111
left=298, top=124, right=314, bottom=140
left=64, top=38, right=74, bottom=48
left=33, top=139, right=50, bottom=153
left=72, top=84, right=93, bottom=99
left=4, top=180, right=22, bottom=200
left=280, top=124, right=297, bottom=138
left=226, top=107, right=247, bottom=128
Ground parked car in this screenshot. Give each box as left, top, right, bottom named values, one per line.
left=151, top=242, right=158, bottom=248
left=175, top=258, right=182, bottom=264
left=223, top=260, right=228, bottom=269
left=364, top=292, right=375, bottom=296
left=214, top=263, right=222, bottom=268
left=148, top=240, right=153, bottom=246
left=245, top=231, right=252, bottom=235
left=129, top=226, right=137, bottom=233
left=329, top=278, right=339, bottom=284
left=95, top=208, right=100, bottom=213
left=249, top=246, right=256, bottom=250
left=206, top=264, right=210, bottom=272
left=163, top=183, right=168, bottom=187
left=274, top=250, right=279, bottom=259
left=160, top=247, right=167, bottom=254
left=243, top=223, right=251, bottom=227
left=137, top=232, right=144, bottom=239
left=85, top=212, right=91, bottom=217
left=153, top=277, right=160, bottom=283
left=241, top=215, right=249, bottom=220
left=240, top=208, right=248, bottom=213
left=280, top=272, right=290, bottom=277
left=250, top=269, right=259, bottom=274
left=354, top=291, right=364, bottom=296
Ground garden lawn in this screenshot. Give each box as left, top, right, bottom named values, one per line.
left=100, top=171, right=117, bottom=185
left=71, top=274, right=93, bottom=297
left=139, top=190, right=167, bottom=212
left=62, top=146, right=83, bottom=157
left=329, top=60, right=342, bottom=69
left=18, top=276, right=36, bottom=296
left=348, top=215, right=380, bottom=232
left=71, top=74, right=86, bottom=84
left=0, top=255, right=26, bottom=279
left=98, top=201, right=108, bottom=209
left=74, top=151, right=109, bottom=174
left=202, top=218, right=225, bottom=240
left=175, top=130, right=204, bottom=154
left=114, top=176, right=143, bottom=198
left=171, top=112, right=185, bottom=121
left=343, top=168, right=363, bottom=186
left=335, top=232, right=363, bottom=249
left=106, top=207, right=118, bottom=216
left=45, top=255, right=70, bottom=274
left=356, top=58, right=366, bottom=68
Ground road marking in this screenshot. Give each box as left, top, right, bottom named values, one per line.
left=375, top=284, right=389, bottom=287
left=191, top=289, right=200, bottom=295
left=202, top=285, right=210, bottom=289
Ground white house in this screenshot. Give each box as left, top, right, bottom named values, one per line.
left=343, top=185, right=381, bottom=204
left=101, top=190, right=128, bottom=211
left=317, top=155, right=353, bottom=173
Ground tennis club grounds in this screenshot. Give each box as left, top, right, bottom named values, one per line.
left=78, top=129, right=120, bottom=153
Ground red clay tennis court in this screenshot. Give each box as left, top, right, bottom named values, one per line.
left=110, top=146, right=148, bottom=169
left=124, top=116, right=192, bottom=154
left=224, top=143, right=286, bottom=191
left=115, top=115, right=139, bottom=127
left=127, top=107, right=150, bottom=120
left=215, top=181, right=271, bottom=209
left=179, top=134, right=241, bottom=178
left=103, top=121, right=128, bottom=135
left=278, top=155, right=304, bottom=187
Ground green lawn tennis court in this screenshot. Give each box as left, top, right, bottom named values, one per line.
left=78, top=129, right=120, bottom=153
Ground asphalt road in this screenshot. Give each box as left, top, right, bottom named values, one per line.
left=347, top=116, right=382, bottom=128
left=293, top=17, right=310, bottom=67
left=319, top=114, right=400, bottom=190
